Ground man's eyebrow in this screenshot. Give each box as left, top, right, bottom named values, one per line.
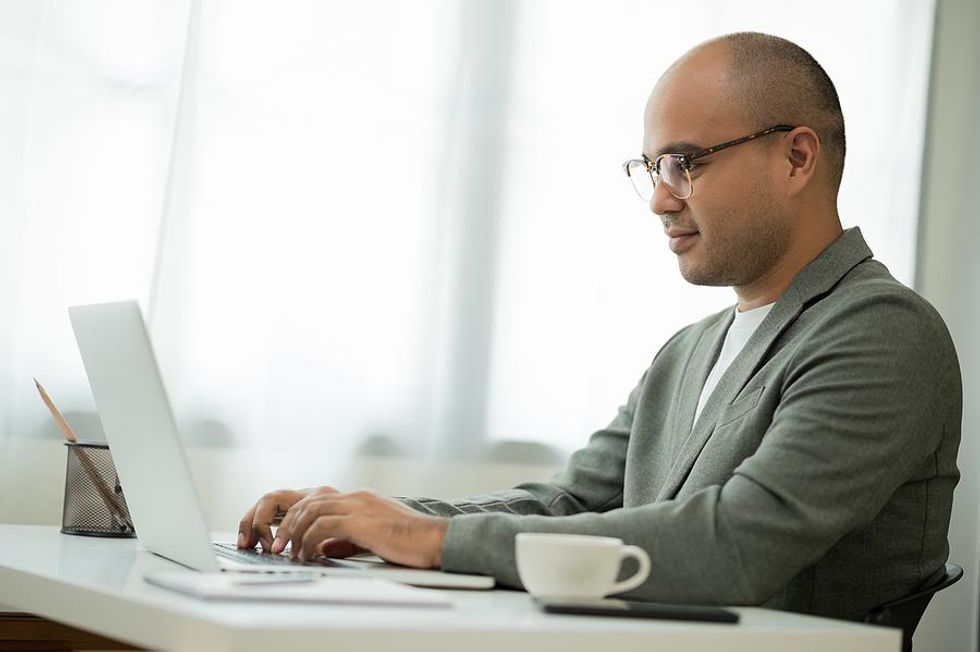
left=652, top=141, right=703, bottom=157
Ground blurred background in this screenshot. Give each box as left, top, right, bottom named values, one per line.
left=0, top=1, right=976, bottom=649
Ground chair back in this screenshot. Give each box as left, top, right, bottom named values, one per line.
left=864, top=562, right=963, bottom=652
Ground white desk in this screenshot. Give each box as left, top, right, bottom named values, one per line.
left=0, top=524, right=899, bottom=651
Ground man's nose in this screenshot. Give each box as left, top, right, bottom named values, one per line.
left=649, top=179, right=686, bottom=216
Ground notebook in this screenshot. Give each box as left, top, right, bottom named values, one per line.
left=69, top=300, right=494, bottom=590
left=144, top=570, right=452, bottom=607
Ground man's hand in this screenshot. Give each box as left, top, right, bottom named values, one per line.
left=274, top=489, right=449, bottom=569
left=238, top=486, right=340, bottom=552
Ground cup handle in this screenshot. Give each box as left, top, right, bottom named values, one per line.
left=608, top=545, right=651, bottom=596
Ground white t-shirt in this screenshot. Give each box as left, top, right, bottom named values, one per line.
left=692, top=302, right=775, bottom=426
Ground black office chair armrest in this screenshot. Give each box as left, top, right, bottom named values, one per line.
left=864, top=562, right=963, bottom=652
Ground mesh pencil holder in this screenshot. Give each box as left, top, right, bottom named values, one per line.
left=61, top=442, right=136, bottom=538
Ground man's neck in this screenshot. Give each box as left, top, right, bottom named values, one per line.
left=735, top=218, right=844, bottom=311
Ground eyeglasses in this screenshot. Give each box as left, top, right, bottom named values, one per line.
left=622, top=125, right=796, bottom=202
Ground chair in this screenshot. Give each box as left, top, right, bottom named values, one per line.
left=864, top=562, right=964, bottom=652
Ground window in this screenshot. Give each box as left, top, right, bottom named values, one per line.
left=1, top=0, right=934, bottom=460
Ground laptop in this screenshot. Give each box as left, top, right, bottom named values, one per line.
left=69, top=300, right=494, bottom=590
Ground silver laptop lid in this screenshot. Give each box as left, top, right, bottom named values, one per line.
left=69, top=300, right=220, bottom=572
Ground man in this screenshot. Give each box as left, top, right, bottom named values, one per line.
left=238, top=32, right=961, bottom=620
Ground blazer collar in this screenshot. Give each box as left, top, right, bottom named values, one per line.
left=783, top=227, right=874, bottom=308
left=656, top=227, right=875, bottom=500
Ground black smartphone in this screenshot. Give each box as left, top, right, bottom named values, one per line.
left=536, top=598, right=740, bottom=624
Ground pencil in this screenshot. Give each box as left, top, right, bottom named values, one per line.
left=34, top=378, right=78, bottom=442
left=33, top=378, right=133, bottom=531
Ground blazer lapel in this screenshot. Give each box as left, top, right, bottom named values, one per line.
left=656, top=299, right=800, bottom=500
left=655, top=227, right=875, bottom=501
left=669, top=309, right=733, bottom=460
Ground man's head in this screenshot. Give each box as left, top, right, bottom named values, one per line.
left=640, top=32, right=845, bottom=302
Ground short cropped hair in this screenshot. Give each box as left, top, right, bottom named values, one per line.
left=713, top=32, right=846, bottom=191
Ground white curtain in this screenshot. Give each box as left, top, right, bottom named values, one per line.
left=1, top=0, right=935, bottom=460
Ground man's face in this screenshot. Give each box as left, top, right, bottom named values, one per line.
left=642, top=49, right=792, bottom=289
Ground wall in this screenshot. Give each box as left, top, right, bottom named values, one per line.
left=913, top=0, right=980, bottom=650
left=0, top=437, right=559, bottom=532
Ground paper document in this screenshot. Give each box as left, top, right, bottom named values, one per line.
left=144, top=570, right=452, bottom=608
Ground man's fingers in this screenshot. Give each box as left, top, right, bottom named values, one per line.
left=237, top=505, right=258, bottom=548
left=318, top=538, right=368, bottom=559
left=296, top=515, right=350, bottom=561
left=287, top=497, right=353, bottom=559
left=243, top=491, right=300, bottom=551
left=271, top=496, right=314, bottom=554
left=252, top=521, right=274, bottom=552
left=270, top=514, right=291, bottom=554
left=253, top=499, right=283, bottom=551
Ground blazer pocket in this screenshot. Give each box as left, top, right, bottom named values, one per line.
left=716, top=386, right=765, bottom=428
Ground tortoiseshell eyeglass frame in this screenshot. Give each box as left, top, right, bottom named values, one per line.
left=623, top=124, right=796, bottom=201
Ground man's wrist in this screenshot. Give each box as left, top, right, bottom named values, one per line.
left=427, top=516, right=450, bottom=568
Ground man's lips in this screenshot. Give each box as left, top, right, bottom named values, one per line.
left=666, top=227, right=699, bottom=254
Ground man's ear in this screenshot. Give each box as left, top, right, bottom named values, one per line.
left=784, top=126, right=820, bottom=195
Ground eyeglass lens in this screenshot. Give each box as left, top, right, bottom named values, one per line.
left=626, top=156, right=691, bottom=201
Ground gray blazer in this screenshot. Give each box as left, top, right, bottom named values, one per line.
left=401, top=228, right=961, bottom=620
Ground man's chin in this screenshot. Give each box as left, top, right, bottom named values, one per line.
left=677, top=262, right=729, bottom=287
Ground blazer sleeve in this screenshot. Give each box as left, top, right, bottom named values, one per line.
left=437, top=288, right=960, bottom=605
left=398, top=369, right=649, bottom=519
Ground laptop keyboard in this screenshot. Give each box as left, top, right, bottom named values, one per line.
left=213, top=542, right=342, bottom=567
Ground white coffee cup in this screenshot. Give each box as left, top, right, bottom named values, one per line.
left=515, top=533, right=651, bottom=599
